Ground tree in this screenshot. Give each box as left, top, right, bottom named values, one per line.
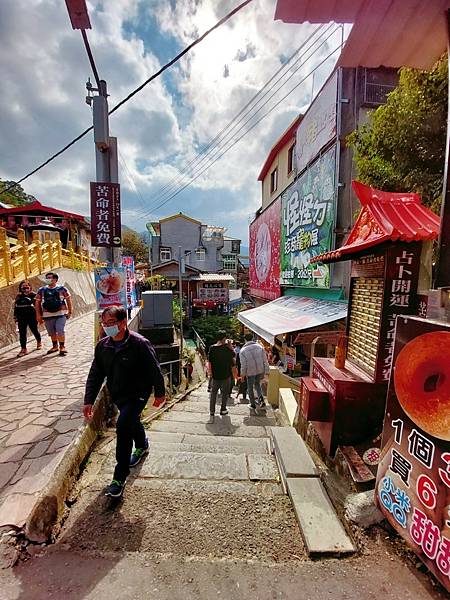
left=347, top=56, right=447, bottom=213
left=122, top=229, right=148, bottom=263
left=191, top=315, right=241, bottom=350
left=0, top=180, right=37, bottom=207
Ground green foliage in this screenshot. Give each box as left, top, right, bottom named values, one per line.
left=347, top=56, right=447, bottom=213
left=172, top=298, right=183, bottom=325
left=146, top=274, right=166, bottom=290
left=0, top=180, right=37, bottom=207
left=191, top=315, right=241, bottom=350
left=122, top=229, right=148, bottom=263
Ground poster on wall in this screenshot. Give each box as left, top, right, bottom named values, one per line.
left=249, top=197, right=281, bottom=300
left=376, top=316, right=450, bottom=593
left=122, top=256, right=137, bottom=308
left=295, top=71, right=337, bottom=174
left=94, top=266, right=127, bottom=310
left=281, top=145, right=336, bottom=288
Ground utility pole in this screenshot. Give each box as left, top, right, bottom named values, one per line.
left=65, top=1, right=120, bottom=267
left=178, top=246, right=184, bottom=382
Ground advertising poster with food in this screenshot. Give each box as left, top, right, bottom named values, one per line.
left=376, top=315, right=450, bottom=592
left=280, top=145, right=336, bottom=288
left=122, top=256, right=137, bottom=308
left=249, top=197, right=281, bottom=300
left=94, top=267, right=127, bottom=310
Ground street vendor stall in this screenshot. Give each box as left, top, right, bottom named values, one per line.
left=303, top=181, right=440, bottom=456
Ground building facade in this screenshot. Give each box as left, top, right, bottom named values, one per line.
left=249, top=66, right=398, bottom=305
left=148, top=212, right=241, bottom=278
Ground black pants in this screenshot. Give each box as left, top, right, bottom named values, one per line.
left=17, top=316, right=41, bottom=349
left=113, top=398, right=147, bottom=482
left=209, top=378, right=231, bottom=415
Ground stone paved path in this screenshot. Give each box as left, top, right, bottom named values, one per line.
left=0, top=312, right=95, bottom=529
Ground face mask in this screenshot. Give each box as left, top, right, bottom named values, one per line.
left=103, top=324, right=119, bottom=337
left=46, top=278, right=53, bottom=284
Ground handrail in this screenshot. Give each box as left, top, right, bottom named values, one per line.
left=0, top=225, right=100, bottom=288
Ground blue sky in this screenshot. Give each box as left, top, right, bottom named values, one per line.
left=0, top=0, right=344, bottom=245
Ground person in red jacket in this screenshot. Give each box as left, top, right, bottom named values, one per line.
left=83, top=306, right=165, bottom=498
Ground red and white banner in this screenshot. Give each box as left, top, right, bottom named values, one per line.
left=249, top=197, right=281, bottom=301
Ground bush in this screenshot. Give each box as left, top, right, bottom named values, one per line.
left=191, top=315, right=241, bottom=350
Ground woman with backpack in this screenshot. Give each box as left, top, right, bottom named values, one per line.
left=14, top=280, right=42, bottom=357
left=35, top=272, right=73, bottom=356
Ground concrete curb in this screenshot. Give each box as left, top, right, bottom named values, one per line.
left=24, top=385, right=110, bottom=543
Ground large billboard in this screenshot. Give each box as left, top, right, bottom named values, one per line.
left=280, top=145, right=336, bottom=288
left=295, top=71, right=337, bottom=174
left=249, top=197, right=281, bottom=300
left=376, top=316, right=450, bottom=593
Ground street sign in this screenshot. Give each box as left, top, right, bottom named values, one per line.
left=90, top=182, right=121, bottom=247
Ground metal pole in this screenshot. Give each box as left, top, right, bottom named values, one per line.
left=178, top=246, right=183, bottom=382
left=435, top=9, right=450, bottom=288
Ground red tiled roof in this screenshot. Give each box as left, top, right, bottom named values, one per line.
left=257, top=116, right=302, bottom=181
left=310, top=181, right=440, bottom=264
left=0, top=200, right=86, bottom=222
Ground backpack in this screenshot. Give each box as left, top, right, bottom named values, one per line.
left=42, top=287, right=64, bottom=313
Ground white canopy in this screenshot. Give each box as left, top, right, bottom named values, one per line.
left=238, top=295, right=347, bottom=344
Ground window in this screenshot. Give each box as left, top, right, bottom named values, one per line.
left=160, top=247, right=171, bottom=262
left=231, top=240, right=240, bottom=253
left=270, top=167, right=278, bottom=193
left=222, top=254, right=237, bottom=270
left=195, top=248, right=205, bottom=261
left=288, top=144, right=295, bottom=175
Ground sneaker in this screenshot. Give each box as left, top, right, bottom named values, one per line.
left=207, top=415, right=215, bottom=424
left=105, top=479, right=125, bottom=498
left=258, top=398, right=267, bottom=410
left=247, top=403, right=257, bottom=410
left=59, top=348, right=68, bottom=356
left=36, top=342, right=42, bottom=350
left=17, top=349, right=28, bottom=358
left=220, top=408, right=229, bottom=416
left=46, top=346, right=59, bottom=354
left=130, top=438, right=149, bottom=467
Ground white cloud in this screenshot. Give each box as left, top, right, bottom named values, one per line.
left=0, top=0, right=344, bottom=243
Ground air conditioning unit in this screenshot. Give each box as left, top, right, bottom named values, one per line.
left=141, top=291, right=173, bottom=328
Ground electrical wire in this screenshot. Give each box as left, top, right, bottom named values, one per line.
left=135, top=27, right=343, bottom=219
left=1, top=0, right=254, bottom=196
left=141, top=43, right=342, bottom=217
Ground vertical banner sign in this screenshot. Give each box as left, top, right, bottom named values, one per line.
left=376, top=316, right=450, bottom=593
left=295, top=71, right=337, bottom=174
left=122, top=256, right=137, bottom=307
left=281, top=146, right=336, bottom=288
left=249, top=197, right=281, bottom=300
left=90, top=182, right=122, bottom=247
left=94, top=266, right=127, bottom=310
left=376, top=243, right=421, bottom=381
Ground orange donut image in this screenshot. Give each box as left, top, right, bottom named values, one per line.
left=394, top=331, right=450, bottom=440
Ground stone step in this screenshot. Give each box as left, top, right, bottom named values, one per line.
left=138, top=451, right=249, bottom=481
left=270, top=427, right=318, bottom=481
left=286, top=478, right=355, bottom=556
left=173, top=402, right=275, bottom=417
left=162, top=411, right=276, bottom=427
left=150, top=440, right=267, bottom=455
left=150, top=419, right=268, bottom=438
left=181, top=433, right=269, bottom=452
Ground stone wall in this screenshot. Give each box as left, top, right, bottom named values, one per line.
left=0, top=268, right=96, bottom=350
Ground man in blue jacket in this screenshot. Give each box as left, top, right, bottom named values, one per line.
left=83, top=305, right=165, bottom=498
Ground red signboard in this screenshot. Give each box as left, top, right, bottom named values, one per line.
left=249, top=197, right=281, bottom=300
left=90, top=182, right=121, bottom=247
left=376, top=315, right=450, bottom=592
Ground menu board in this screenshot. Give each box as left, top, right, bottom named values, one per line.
left=376, top=316, right=450, bottom=593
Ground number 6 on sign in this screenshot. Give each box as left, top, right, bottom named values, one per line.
left=417, top=474, right=438, bottom=510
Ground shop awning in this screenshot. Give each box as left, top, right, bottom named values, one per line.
left=237, top=295, right=347, bottom=344
left=311, top=181, right=440, bottom=264
left=274, top=0, right=450, bottom=70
